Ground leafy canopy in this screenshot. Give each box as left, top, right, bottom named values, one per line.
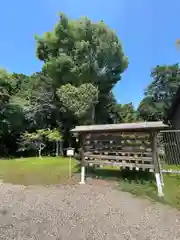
left=137, top=64, right=180, bottom=121
left=0, top=11, right=130, bottom=157
left=36, top=13, right=128, bottom=90
left=56, top=83, right=99, bottom=118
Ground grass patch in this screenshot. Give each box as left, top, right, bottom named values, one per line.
left=119, top=174, right=180, bottom=208
left=0, top=157, right=78, bottom=185
left=1, top=158, right=180, bottom=209
left=86, top=166, right=180, bottom=209
left=85, top=166, right=121, bottom=180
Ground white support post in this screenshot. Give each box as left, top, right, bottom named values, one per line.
left=152, top=132, right=164, bottom=197
left=79, top=165, right=85, bottom=184
left=155, top=173, right=164, bottom=197
left=79, top=133, right=86, bottom=185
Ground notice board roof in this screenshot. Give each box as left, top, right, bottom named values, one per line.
left=71, top=121, right=169, bottom=133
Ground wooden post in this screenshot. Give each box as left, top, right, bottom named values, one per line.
left=152, top=131, right=164, bottom=197
left=56, top=140, right=59, bottom=156
left=79, top=133, right=86, bottom=184
left=152, top=131, right=164, bottom=185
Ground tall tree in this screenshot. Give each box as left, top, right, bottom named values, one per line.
left=137, top=64, right=180, bottom=121
left=16, top=72, right=57, bottom=130
left=0, top=69, right=26, bottom=136
left=36, top=13, right=128, bottom=88
left=35, top=12, right=128, bottom=125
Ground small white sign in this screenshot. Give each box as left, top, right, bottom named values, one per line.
left=67, top=148, right=74, bottom=157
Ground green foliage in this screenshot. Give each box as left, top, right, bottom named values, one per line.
left=16, top=73, right=56, bottom=129
left=19, top=128, right=63, bottom=157
left=56, top=83, right=99, bottom=119
left=138, top=64, right=180, bottom=121
left=36, top=13, right=128, bottom=89
left=1, top=11, right=180, bottom=160
left=44, top=128, right=63, bottom=156
left=0, top=69, right=27, bottom=137
left=35, top=12, right=128, bottom=128
left=19, top=130, right=46, bottom=157
left=45, top=128, right=63, bottom=141
left=115, top=103, right=138, bottom=123
left=24, top=131, right=42, bottom=141
left=0, top=11, right=130, bottom=157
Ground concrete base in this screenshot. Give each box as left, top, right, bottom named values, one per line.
left=79, top=181, right=85, bottom=185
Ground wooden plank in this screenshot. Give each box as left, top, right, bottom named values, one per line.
left=80, top=133, right=85, bottom=166
left=84, top=133, right=150, bottom=138
left=84, top=151, right=152, bottom=157
left=85, top=160, right=154, bottom=169
left=122, top=132, right=149, bottom=137
left=84, top=149, right=152, bottom=155
left=152, top=132, right=160, bottom=172
left=84, top=142, right=152, bottom=147
left=84, top=137, right=150, bottom=142
left=84, top=132, right=122, bottom=138
left=84, top=140, right=151, bottom=145
left=84, top=154, right=152, bottom=161
left=84, top=137, right=150, bottom=143
left=84, top=131, right=150, bottom=137
left=121, top=137, right=150, bottom=141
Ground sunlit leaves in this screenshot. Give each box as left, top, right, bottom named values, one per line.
left=57, top=83, right=99, bottom=118
left=36, top=12, right=128, bottom=89
left=138, top=64, right=180, bottom=121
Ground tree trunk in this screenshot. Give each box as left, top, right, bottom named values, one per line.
left=56, top=140, right=59, bottom=157
left=59, top=140, right=63, bottom=156
left=91, top=105, right=95, bottom=124
left=38, top=143, right=45, bottom=159
left=38, top=148, right=42, bottom=158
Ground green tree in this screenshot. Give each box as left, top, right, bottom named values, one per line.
left=137, top=64, right=180, bottom=121
left=45, top=128, right=63, bottom=156
left=56, top=83, right=99, bottom=123
left=19, top=129, right=48, bottom=158
left=95, top=91, right=119, bottom=124
left=0, top=69, right=26, bottom=137
left=35, top=12, right=128, bottom=124
left=19, top=128, right=63, bottom=157
left=16, top=72, right=57, bottom=130
left=36, top=13, right=128, bottom=88
left=115, top=103, right=137, bottom=123
left=0, top=12, right=129, bottom=158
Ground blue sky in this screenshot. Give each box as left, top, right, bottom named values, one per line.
left=0, top=0, right=180, bottom=108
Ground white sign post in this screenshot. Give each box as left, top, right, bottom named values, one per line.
left=66, top=148, right=74, bottom=178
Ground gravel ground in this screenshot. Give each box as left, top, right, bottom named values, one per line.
left=0, top=181, right=180, bottom=240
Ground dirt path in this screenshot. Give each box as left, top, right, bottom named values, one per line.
left=0, top=181, right=179, bottom=240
